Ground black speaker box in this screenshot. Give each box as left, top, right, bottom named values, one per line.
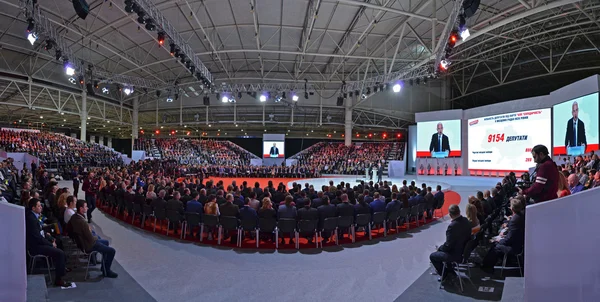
left=72, top=0, right=90, bottom=20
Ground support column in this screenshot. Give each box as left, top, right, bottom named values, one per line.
left=98, top=136, right=104, bottom=146
left=108, top=137, right=113, bottom=149
left=132, top=96, right=139, bottom=139
left=80, top=90, right=87, bottom=142
left=344, top=95, right=354, bottom=146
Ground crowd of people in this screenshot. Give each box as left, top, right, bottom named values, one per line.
left=430, top=145, right=600, bottom=288
left=0, top=130, right=123, bottom=168
left=134, top=138, right=258, bottom=166
left=292, top=142, right=402, bottom=175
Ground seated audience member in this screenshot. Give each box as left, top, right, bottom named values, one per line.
left=480, top=198, right=525, bottom=274
left=69, top=200, right=118, bottom=278
left=258, top=197, right=276, bottom=219
left=247, top=192, right=260, bottom=211
left=468, top=196, right=485, bottom=223
left=578, top=167, right=588, bottom=186
left=204, top=195, right=219, bottom=216
left=219, top=194, right=240, bottom=218
left=477, top=191, right=493, bottom=217
left=465, top=203, right=480, bottom=235
left=568, top=174, right=584, bottom=194
left=370, top=192, right=386, bottom=213
left=592, top=171, right=600, bottom=188
left=186, top=192, right=203, bottom=215
left=26, top=199, right=71, bottom=287
left=297, top=198, right=319, bottom=243
left=354, top=196, right=371, bottom=215
left=240, top=198, right=259, bottom=225
left=434, top=185, right=444, bottom=205
left=278, top=195, right=297, bottom=244
left=63, top=196, right=76, bottom=224
left=429, top=204, right=471, bottom=283
left=557, top=173, right=571, bottom=198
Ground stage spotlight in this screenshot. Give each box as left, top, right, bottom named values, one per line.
left=281, top=91, right=286, bottom=99
left=292, top=94, right=299, bottom=101
left=156, top=32, right=165, bottom=46
left=26, top=18, right=35, bottom=32
left=392, top=83, right=401, bottom=93
left=373, top=85, right=378, bottom=93
left=221, top=95, right=229, bottom=103
left=274, top=95, right=282, bottom=102
left=448, top=30, right=459, bottom=47
left=460, top=28, right=470, bottom=41
left=68, top=77, right=77, bottom=85
left=124, top=0, right=134, bottom=13
left=64, top=61, right=75, bottom=76
left=44, top=40, right=53, bottom=51
left=169, top=43, right=176, bottom=56
left=102, top=87, right=109, bottom=94
left=78, top=76, right=84, bottom=85
left=440, top=59, right=451, bottom=71
left=259, top=94, right=267, bottom=102
left=137, top=12, right=146, bottom=24
left=237, top=91, right=242, bottom=99
left=189, top=65, right=195, bottom=74
left=166, top=96, right=173, bottom=102
left=366, top=87, right=371, bottom=95
left=27, top=33, right=37, bottom=45
left=55, top=50, right=62, bottom=61
left=145, top=21, right=156, bottom=31
left=422, top=77, right=428, bottom=84
left=123, top=86, right=133, bottom=95
left=304, top=91, right=309, bottom=99
left=175, top=93, right=179, bottom=101
left=94, top=80, right=99, bottom=89
left=180, top=56, right=187, bottom=64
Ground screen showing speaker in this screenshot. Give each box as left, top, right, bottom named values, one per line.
left=552, top=92, right=599, bottom=156
left=416, top=119, right=462, bottom=158
left=468, top=108, right=551, bottom=171
left=263, top=141, right=285, bottom=158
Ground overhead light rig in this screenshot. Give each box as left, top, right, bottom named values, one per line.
left=19, top=0, right=169, bottom=95
left=124, top=0, right=213, bottom=88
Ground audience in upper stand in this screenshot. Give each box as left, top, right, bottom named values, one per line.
left=0, top=130, right=123, bottom=168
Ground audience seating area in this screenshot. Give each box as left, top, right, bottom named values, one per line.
left=95, top=176, right=457, bottom=249
left=134, top=138, right=258, bottom=166
left=0, top=130, right=123, bottom=169
left=292, top=142, right=404, bottom=175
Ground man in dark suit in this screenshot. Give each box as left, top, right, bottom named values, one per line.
left=429, top=204, right=471, bottom=282
left=370, top=193, right=386, bottom=213
left=26, top=199, right=71, bottom=287
left=564, top=101, right=587, bottom=150
left=336, top=194, right=355, bottom=217
left=166, top=192, right=184, bottom=234
left=298, top=199, right=319, bottom=243
left=434, top=185, right=444, bottom=207
left=429, top=122, right=451, bottom=153
left=317, top=196, right=337, bottom=242
left=424, top=187, right=435, bottom=218
left=481, top=199, right=525, bottom=274
left=219, top=194, right=240, bottom=217
left=269, top=143, right=279, bottom=157
left=311, top=191, right=324, bottom=208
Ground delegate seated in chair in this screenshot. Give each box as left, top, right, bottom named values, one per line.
left=69, top=200, right=118, bottom=278
left=429, top=205, right=471, bottom=284
left=480, top=198, right=525, bottom=274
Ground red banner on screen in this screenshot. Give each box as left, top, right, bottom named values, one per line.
left=263, top=154, right=285, bottom=158
left=553, top=144, right=599, bottom=156
left=416, top=150, right=462, bottom=158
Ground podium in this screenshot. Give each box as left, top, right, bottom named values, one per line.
left=372, top=168, right=378, bottom=180
left=431, top=151, right=449, bottom=158
left=567, top=146, right=585, bottom=156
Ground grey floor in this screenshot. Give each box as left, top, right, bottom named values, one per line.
left=47, top=177, right=501, bottom=302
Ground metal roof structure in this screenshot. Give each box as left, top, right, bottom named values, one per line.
left=0, top=0, right=596, bottom=139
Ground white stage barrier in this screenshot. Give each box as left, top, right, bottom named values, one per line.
left=131, top=150, right=146, bottom=162
left=0, top=202, right=26, bottom=302
left=387, top=160, right=406, bottom=178
left=525, top=187, right=600, bottom=302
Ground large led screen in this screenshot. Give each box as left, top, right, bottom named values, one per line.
left=416, top=119, right=462, bottom=158
left=552, top=92, right=599, bottom=156
left=468, top=109, right=551, bottom=171
left=263, top=141, right=285, bottom=158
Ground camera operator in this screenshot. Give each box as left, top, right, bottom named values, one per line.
left=518, top=145, right=559, bottom=203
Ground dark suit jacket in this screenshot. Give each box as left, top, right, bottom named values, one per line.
left=438, top=216, right=471, bottom=261
left=499, top=212, right=525, bottom=253
left=219, top=202, right=240, bottom=218
left=337, top=202, right=355, bottom=217
left=565, top=118, right=587, bottom=147
left=239, top=206, right=258, bottom=225
left=317, top=204, right=337, bottom=228
left=258, top=208, right=276, bottom=219
left=298, top=206, right=319, bottom=221
left=25, top=210, right=52, bottom=251
left=429, top=133, right=450, bottom=152
left=151, top=197, right=166, bottom=210
left=311, top=198, right=323, bottom=208
left=269, top=146, right=279, bottom=156
left=186, top=200, right=204, bottom=215
left=166, top=199, right=184, bottom=215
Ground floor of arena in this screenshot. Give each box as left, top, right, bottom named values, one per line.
left=46, top=175, right=510, bottom=302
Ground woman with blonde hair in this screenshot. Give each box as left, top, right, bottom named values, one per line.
left=468, top=195, right=485, bottom=223
left=258, top=197, right=276, bottom=219
left=557, top=172, right=571, bottom=198
left=466, top=203, right=480, bottom=234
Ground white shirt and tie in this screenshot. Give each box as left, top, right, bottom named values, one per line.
left=573, top=119, right=578, bottom=146
left=438, top=134, right=442, bottom=151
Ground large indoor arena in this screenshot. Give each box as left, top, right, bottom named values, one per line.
left=1, top=0, right=599, bottom=301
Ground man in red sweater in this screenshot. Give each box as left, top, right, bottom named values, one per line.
left=520, top=145, right=559, bottom=203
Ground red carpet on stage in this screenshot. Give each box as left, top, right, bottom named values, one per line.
left=98, top=177, right=461, bottom=250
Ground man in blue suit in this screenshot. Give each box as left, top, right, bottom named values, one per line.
left=408, top=192, right=419, bottom=207
left=434, top=185, right=444, bottom=207
left=186, top=192, right=204, bottom=215
left=370, top=193, right=386, bottom=213
left=317, top=196, right=337, bottom=242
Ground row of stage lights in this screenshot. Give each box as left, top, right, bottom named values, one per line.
left=143, top=129, right=403, bottom=139
left=439, top=10, right=472, bottom=71
left=26, top=17, right=135, bottom=96
left=123, top=0, right=212, bottom=89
